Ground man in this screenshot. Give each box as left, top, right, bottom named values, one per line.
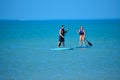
left=57, top=25, right=69, bottom=47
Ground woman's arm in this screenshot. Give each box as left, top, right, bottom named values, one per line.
left=76, top=30, right=79, bottom=34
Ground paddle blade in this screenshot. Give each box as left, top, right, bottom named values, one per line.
left=84, top=38, right=92, bottom=46
left=88, top=41, right=92, bottom=46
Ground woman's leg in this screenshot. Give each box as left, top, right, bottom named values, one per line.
left=80, top=35, right=86, bottom=46
left=82, top=36, right=86, bottom=46
left=80, top=36, right=82, bottom=46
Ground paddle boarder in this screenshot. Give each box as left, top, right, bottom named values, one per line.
left=76, top=26, right=86, bottom=46
left=57, top=25, right=69, bottom=47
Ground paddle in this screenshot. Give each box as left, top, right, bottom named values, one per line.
left=84, top=38, right=92, bottom=46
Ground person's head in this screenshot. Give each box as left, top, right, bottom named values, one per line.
left=61, top=25, right=64, bottom=29
left=80, top=26, right=83, bottom=30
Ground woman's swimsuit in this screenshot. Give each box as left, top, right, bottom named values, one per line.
left=79, top=30, right=84, bottom=35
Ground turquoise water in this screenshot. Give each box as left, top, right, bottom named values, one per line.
left=0, top=20, right=120, bottom=80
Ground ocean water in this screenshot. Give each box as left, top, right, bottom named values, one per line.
left=0, top=20, right=120, bottom=80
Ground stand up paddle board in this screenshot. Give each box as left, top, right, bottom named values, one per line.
left=75, top=46, right=89, bottom=48
left=51, top=47, right=73, bottom=51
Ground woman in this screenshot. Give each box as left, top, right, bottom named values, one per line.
left=76, top=26, right=86, bottom=46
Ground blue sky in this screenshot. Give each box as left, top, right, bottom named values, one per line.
left=0, top=0, right=120, bottom=20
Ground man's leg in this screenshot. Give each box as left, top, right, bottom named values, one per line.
left=58, top=42, right=61, bottom=47
left=62, top=42, right=65, bottom=47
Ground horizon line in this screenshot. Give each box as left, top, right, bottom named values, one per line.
left=0, top=18, right=120, bottom=21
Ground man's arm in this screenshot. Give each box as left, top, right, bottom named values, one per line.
left=59, top=29, right=64, bottom=38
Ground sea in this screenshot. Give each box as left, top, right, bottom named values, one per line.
left=0, top=20, right=120, bottom=80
